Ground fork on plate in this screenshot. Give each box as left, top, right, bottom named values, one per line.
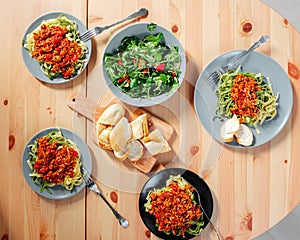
left=79, top=8, right=148, bottom=42
left=81, top=167, right=129, bottom=228
left=205, top=35, right=269, bottom=88
left=194, top=189, right=222, bottom=240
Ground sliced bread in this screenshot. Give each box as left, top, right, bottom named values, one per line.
left=97, top=103, right=125, bottom=125
left=130, top=113, right=149, bottom=140
left=220, top=114, right=240, bottom=142
left=127, top=139, right=144, bottom=162
left=109, top=117, right=132, bottom=152
left=142, top=128, right=171, bottom=156
left=235, top=124, right=253, bottom=146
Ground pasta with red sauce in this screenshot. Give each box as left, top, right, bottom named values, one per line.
left=27, top=128, right=83, bottom=193
left=23, top=14, right=88, bottom=79
left=144, top=175, right=204, bottom=238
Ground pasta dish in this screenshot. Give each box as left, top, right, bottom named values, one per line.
left=215, top=67, right=279, bottom=134
left=144, top=175, right=204, bottom=238
left=23, top=14, right=88, bottom=79
left=27, top=128, right=83, bottom=193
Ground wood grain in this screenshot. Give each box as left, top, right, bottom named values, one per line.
left=1, top=0, right=300, bottom=240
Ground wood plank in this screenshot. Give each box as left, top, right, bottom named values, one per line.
left=2, top=0, right=300, bottom=240
left=0, top=0, right=88, bottom=239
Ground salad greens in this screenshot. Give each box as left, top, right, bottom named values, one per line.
left=103, top=24, right=182, bottom=98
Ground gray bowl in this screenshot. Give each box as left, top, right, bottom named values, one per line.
left=102, top=22, right=186, bottom=107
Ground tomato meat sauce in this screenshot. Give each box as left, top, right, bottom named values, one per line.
left=31, top=24, right=82, bottom=78
left=33, top=137, right=78, bottom=184
left=230, top=74, right=261, bottom=123
left=147, top=181, right=202, bottom=238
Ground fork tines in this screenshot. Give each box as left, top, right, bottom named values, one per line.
left=205, top=66, right=228, bottom=88
left=82, top=171, right=89, bottom=183
left=80, top=29, right=96, bottom=42
left=81, top=166, right=90, bottom=182
left=206, top=71, right=220, bottom=87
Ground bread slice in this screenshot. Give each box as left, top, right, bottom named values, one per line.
left=142, top=128, right=171, bottom=156
left=113, top=145, right=128, bottom=161
left=127, top=139, right=144, bottom=162
left=97, top=103, right=125, bottom=125
left=109, top=117, right=132, bottom=152
left=97, top=126, right=112, bottom=150
left=130, top=113, right=149, bottom=140
left=220, top=114, right=240, bottom=142
left=235, top=124, right=253, bottom=146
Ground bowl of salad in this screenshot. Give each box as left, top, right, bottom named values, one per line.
left=102, top=22, right=186, bottom=107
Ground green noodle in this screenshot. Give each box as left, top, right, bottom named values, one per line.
left=27, top=128, right=83, bottom=193
left=145, top=175, right=204, bottom=237
left=215, top=67, right=279, bottom=134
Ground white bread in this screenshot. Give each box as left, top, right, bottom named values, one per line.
left=96, top=122, right=106, bottom=136
left=130, top=113, right=149, bottom=139
left=97, top=126, right=112, bottom=150
left=220, top=114, right=240, bottom=142
left=235, top=124, right=253, bottom=146
left=142, top=128, right=171, bottom=156
left=97, top=103, right=125, bottom=125
left=113, top=145, right=128, bottom=161
left=127, top=139, right=144, bottom=162
left=109, top=117, right=132, bottom=152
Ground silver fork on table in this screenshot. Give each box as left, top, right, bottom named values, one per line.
left=82, top=168, right=129, bottom=228
left=80, top=8, right=148, bottom=42
left=205, top=35, right=270, bottom=88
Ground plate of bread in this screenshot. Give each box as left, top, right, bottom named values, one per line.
left=67, top=92, right=174, bottom=173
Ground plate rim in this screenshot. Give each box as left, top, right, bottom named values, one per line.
left=22, top=127, right=92, bottom=200
left=194, top=50, right=293, bottom=148
left=138, top=167, right=214, bottom=239
left=21, top=11, right=92, bottom=84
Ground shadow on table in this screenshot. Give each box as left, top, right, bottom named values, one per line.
left=253, top=203, right=300, bottom=240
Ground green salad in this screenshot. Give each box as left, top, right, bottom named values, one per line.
left=103, top=23, right=182, bottom=98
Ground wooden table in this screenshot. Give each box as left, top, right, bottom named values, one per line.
left=1, top=0, right=300, bottom=239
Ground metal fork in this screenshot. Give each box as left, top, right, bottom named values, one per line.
left=195, top=190, right=222, bottom=240
left=206, top=35, right=270, bottom=87
left=82, top=168, right=129, bottom=228
left=80, top=8, right=148, bottom=42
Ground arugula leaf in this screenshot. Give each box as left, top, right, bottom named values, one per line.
left=104, top=31, right=181, bottom=99
left=147, top=23, right=157, bottom=32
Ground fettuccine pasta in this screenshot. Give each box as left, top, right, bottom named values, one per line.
left=215, top=67, right=279, bottom=134
left=145, top=175, right=204, bottom=238
left=27, top=128, right=83, bottom=193
left=23, top=14, right=88, bottom=79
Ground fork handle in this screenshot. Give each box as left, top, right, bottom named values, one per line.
left=96, top=191, right=129, bottom=228
left=102, top=8, right=148, bottom=31
left=227, top=35, right=269, bottom=68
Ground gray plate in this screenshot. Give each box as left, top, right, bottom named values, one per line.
left=21, top=12, right=92, bottom=84
left=22, top=127, right=92, bottom=200
left=194, top=50, right=293, bottom=148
